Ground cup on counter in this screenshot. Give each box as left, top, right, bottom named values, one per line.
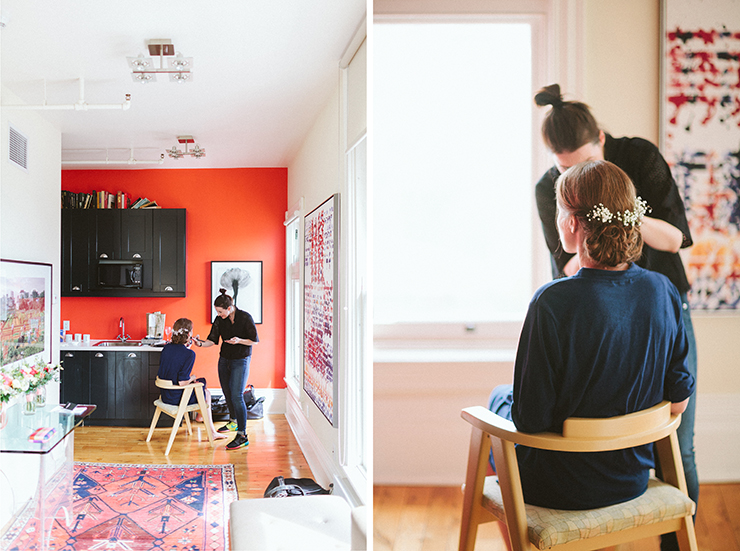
left=65, top=334, right=73, bottom=344
left=74, top=333, right=82, bottom=343
left=83, top=334, right=91, bottom=345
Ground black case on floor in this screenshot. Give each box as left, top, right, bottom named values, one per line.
left=263, top=476, right=333, bottom=498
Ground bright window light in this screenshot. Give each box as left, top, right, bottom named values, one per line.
left=374, top=22, right=534, bottom=324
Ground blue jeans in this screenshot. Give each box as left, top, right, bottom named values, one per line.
left=661, top=296, right=698, bottom=551
left=218, top=356, right=251, bottom=433
left=487, top=385, right=515, bottom=472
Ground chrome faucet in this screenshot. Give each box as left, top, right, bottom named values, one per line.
left=118, top=317, right=131, bottom=342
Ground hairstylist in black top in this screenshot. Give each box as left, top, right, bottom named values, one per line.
left=533, top=83, right=697, bottom=551
left=195, top=288, right=259, bottom=451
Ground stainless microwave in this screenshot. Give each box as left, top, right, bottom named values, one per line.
left=98, top=260, right=143, bottom=288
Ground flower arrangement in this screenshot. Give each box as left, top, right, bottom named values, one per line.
left=0, top=359, right=61, bottom=404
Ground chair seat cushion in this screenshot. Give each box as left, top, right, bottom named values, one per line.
left=154, top=398, right=201, bottom=417
left=482, top=476, right=695, bottom=550
left=229, top=495, right=351, bottom=550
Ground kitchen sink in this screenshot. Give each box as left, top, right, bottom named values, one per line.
left=94, top=340, right=142, bottom=347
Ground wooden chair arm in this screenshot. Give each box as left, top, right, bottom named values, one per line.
left=461, top=402, right=682, bottom=453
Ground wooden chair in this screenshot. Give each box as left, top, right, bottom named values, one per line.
left=146, top=377, right=215, bottom=455
left=459, top=401, right=697, bottom=551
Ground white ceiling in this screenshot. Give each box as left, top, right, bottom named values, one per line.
left=0, top=1, right=366, bottom=169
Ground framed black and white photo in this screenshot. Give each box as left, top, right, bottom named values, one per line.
left=0, top=259, right=53, bottom=367
left=210, top=261, right=263, bottom=323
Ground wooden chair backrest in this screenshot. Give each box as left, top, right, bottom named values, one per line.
left=461, top=401, right=680, bottom=453
left=155, top=376, right=202, bottom=391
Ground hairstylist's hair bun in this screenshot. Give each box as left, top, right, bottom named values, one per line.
left=534, top=84, right=563, bottom=108
left=219, top=287, right=228, bottom=295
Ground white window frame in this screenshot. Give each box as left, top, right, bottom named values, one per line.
left=284, top=199, right=304, bottom=396
left=339, top=21, right=369, bottom=503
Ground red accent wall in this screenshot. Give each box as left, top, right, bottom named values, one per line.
left=61, top=168, right=287, bottom=389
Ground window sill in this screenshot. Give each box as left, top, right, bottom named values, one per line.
left=373, top=347, right=516, bottom=363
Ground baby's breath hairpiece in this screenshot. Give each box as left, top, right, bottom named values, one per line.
left=586, top=197, right=651, bottom=227
left=173, top=327, right=190, bottom=335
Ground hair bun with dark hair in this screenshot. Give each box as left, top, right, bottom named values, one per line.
left=219, top=287, right=228, bottom=295
left=534, top=83, right=564, bottom=108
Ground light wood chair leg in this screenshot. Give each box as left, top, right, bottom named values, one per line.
left=459, top=426, right=490, bottom=551
left=146, top=408, right=162, bottom=442
left=165, top=409, right=186, bottom=456
left=194, top=386, right=215, bottom=446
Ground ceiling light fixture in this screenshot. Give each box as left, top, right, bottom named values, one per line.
left=166, top=136, right=206, bottom=159
left=127, top=39, right=193, bottom=84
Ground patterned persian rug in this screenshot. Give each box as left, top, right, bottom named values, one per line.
left=3, top=462, right=237, bottom=551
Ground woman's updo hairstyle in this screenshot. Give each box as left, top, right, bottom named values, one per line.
left=171, top=318, right=193, bottom=345
left=534, top=84, right=600, bottom=154
left=214, top=288, right=233, bottom=309
left=556, top=160, right=644, bottom=268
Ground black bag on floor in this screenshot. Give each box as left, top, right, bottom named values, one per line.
left=264, top=476, right=333, bottom=498
left=243, top=384, right=257, bottom=408
left=211, top=395, right=229, bottom=419
left=210, top=388, right=265, bottom=420
left=247, top=396, right=265, bottom=419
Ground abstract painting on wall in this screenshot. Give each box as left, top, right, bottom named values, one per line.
left=0, top=259, right=52, bottom=368
left=303, top=194, right=339, bottom=425
left=662, top=0, right=740, bottom=310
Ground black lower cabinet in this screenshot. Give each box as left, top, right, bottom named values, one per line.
left=61, top=349, right=163, bottom=427
left=60, top=350, right=90, bottom=405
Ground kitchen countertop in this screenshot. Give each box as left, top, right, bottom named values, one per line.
left=60, top=340, right=165, bottom=352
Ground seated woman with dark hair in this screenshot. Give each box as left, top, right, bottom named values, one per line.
left=488, top=160, right=695, bottom=510
left=157, top=317, right=226, bottom=440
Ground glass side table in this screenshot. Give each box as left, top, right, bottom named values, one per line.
left=0, top=402, right=95, bottom=551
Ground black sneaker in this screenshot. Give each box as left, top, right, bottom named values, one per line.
left=226, top=433, right=249, bottom=450
left=217, top=421, right=238, bottom=433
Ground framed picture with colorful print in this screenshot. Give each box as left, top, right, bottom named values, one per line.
left=303, top=194, right=339, bottom=426
left=0, top=259, right=53, bottom=368
left=661, top=0, right=740, bottom=310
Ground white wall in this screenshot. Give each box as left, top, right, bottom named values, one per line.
left=0, top=85, right=63, bottom=532
left=1, top=86, right=62, bottom=387
left=286, top=24, right=367, bottom=506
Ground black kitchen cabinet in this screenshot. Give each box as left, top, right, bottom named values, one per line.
left=152, top=209, right=186, bottom=294
left=61, top=209, right=93, bottom=294
left=59, top=349, right=90, bottom=405
left=93, top=209, right=153, bottom=261
left=60, top=349, right=162, bottom=427
left=114, top=350, right=149, bottom=422
left=90, top=350, right=114, bottom=420
left=61, top=208, right=186, bottom=297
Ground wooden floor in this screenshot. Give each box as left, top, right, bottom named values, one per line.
left=374, top=484, right=740, bottom=551
left=73, top=415, right=315, bottom=499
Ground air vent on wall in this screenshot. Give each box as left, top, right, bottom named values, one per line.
left=9, top=124, right=29, bottom=172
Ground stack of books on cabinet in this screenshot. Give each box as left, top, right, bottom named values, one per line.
left=61, top=190, right=160, bottom=209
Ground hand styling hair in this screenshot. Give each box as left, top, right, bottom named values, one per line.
left=534, top=83, right=600, bottom=154
left=556, top=160, right=644, bottom=268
